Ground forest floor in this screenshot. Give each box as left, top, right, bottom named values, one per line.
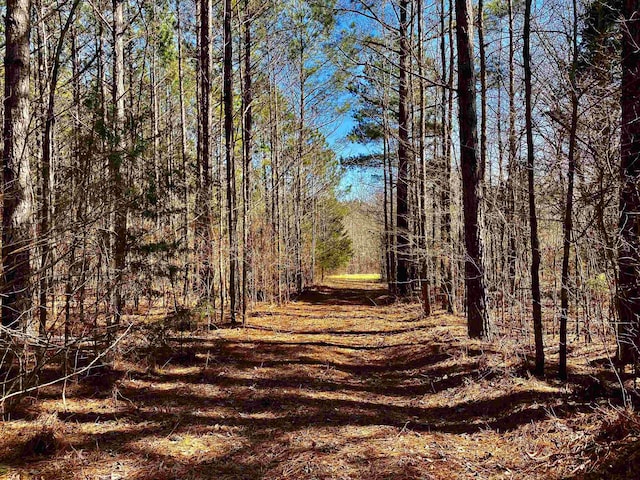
left=1, top=277, right=640, bottom=479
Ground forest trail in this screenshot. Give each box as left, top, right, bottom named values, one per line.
left=0, top=278, right=635, bottom=479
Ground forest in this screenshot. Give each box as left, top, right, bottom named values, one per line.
left=0, top=0, right=640, bottom=478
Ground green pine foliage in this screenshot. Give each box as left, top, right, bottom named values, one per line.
left=316, top=202, right=353, bottom=278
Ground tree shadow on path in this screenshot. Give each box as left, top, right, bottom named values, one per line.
left=1, top=282, right=608, bottom=480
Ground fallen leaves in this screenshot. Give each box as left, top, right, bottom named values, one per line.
left=0, top=279, right=637, bottom=479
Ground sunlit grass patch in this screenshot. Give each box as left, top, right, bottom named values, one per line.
left=328, top=273, right=381, bottom=282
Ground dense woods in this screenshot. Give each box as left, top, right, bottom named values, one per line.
left=343, top=0, right=640, bottom=378
left=2, top=0, right=351, bottom=390
left=1, top=0, right=640, bottom=477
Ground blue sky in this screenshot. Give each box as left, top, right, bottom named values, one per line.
left=323, top=113, right=382, bottom=201
left=316, top=6, right=385, bottom=203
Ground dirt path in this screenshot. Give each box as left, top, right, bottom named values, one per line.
left=0, top=280, right=635, bottom=479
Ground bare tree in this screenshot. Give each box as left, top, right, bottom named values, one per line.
left=524, top=0, right=544, bottom=375
left=559, top=0, right=580, bottom=380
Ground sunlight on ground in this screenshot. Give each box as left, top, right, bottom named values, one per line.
left=0, top=280, right=633, bottom=480
left=328, top=273, right=381, bottom=282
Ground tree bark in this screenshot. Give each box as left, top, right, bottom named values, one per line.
left=294, top=25, right=306, bottom=296
left=506, top=0, right=517, bottom=297
left=2, top=0, right=33, bottom=329
left=455, top=0, right=488, bottom=337
left=110, top=0, right=127, bottom=332
left=617, top=0, right=640, bottom=365
left=396, top=0, right=411, bottom=296
left=440, top=0, right=455, bottom=313
left=224, top=0, right=238, bottom=323
left=38, top=0, right=81, bottom=336
left=478, top=0, right=487, bottom=187
left=417, top=0, right=430, bottom=314
left=559, top=0, right=579, bottom=380
left=176, top=0, right=191, bottom=304
left=524, top=0, right=544, bottom=375
left=242, top=0, right=253, bottom=323
left=197, top=0, right=213, bottom=305
left=36, top=0, right=50, bottom=337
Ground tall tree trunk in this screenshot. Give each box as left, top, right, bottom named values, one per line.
left=38, top=0, right=81, bottom=336
left=417, top=0, right=430, bottom=315
left=2, top=0, right=33, bottom=329
left=506, top=0, right=517, bottom=297
left=455, top=0, right=488, bottom=337
left=176, top=0, right=191, bottom=303
left=197, top=0, right=213, bottom=305
left=224, top=0, right=237, bottom=323
left=524, top=0, right=544, bottom=375
left=150, top=9, right=160, bottom=228
left=110, top=0, right=127, bottom=332
left=295, top=29, right=305, bottom=295
left=381, top=68, right=394, bottom=289
left=267, top=44, right=282, bottom=302
left=559, top=0, right=579, bottom=380
left=617, top=0, right=640, bottom=365
left=396, top=0, right=411, bottom=296
left=36, top=0, right=50, bottom=336
left=477, top=0, right=487, bottom=187
left=241, top=0, right=252, bottom=323
left=64, top=22, right=80, bottom=345
left=440, top=0, right=455, bottom=313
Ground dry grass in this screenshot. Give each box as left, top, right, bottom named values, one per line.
left=327, top=273, right=382, bottom=282
left=0, top=278, right=638, bottom=479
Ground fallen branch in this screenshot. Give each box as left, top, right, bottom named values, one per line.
left=0, top=321, right=134, bottom=407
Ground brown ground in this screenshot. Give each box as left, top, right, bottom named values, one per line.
left=1, top=279, right=639, bottom=479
